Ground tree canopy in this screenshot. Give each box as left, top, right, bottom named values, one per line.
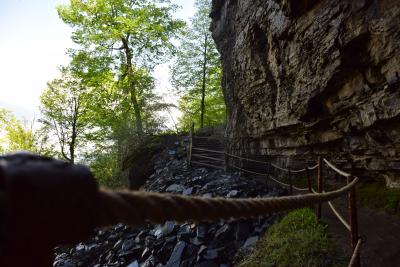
left=40, top=68, right=93, bottom=163
left=171, top=0, right=225, bottom=130
left=2, top=0, right=227, bottom=188
left=58, top=0, right=185, bottom=136
left=0, top=108, right=53, bottom=154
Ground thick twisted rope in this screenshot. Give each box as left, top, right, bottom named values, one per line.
left=0, top=153, right=360, bottom=267
left=312, top=188, right=351, bottom=231
left=348, top=239, right=362, bottom=267
left=323, top=158, right=351, bottom=177
left=96, top=177, right=358, bottom=228
left=327, top=200, right=351, bottom=231
left=230, top=164, right=309, bottom=191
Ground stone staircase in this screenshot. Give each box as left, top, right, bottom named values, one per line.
left=190, top=136, right=225, bottom=170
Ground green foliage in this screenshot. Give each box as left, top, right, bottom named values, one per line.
left=58, top=0, right=185, bottom=137
left=57, top=0, right=185, bottom=69
left=171, top=0, right=226, bottom=131
left=0, top=108, right=54, bottom=155
left=4, top=118, right=36, bottom=152
left=86, top=147, right=125, bottom=188
left=356, top=181, right=400, bottom=213
left=40, top=68, right=93, bottom=163
left=239, top=208, right=347, bottom=267
left=54, top=0, right=185, bottom=184
left=0, top=108, right=9, bottom=152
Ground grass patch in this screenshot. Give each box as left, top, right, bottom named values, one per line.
left=356, top=181, right=400, bottom=214
left=237, top=208, right=346, bottom=267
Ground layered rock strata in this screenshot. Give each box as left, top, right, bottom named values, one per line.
left=211, top=0, right=400, bottom=186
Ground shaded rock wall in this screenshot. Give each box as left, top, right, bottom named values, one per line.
left=210, top=0, right=400, bottom=186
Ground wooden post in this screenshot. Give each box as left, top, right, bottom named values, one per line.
left=348, top=174, right=360, bottom=267
left=306, top=166, right=312, bottom=193
left=188, top=123, right=194, bottom=167
left=224, top=151, right=229, bottom=172
left=288, top=169, right=293, bottom=195
left=317, top=156, right=323, bottom=219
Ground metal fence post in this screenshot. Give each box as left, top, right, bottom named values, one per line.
left=348, top=174, right=360, bottom=267
left=317, top=156, right=323, bottom=219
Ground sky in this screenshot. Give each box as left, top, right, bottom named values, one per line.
left=0, top=0, right=195, bottom=123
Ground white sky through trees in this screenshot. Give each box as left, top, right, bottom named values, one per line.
left=0, top=0, right=195, bottom=124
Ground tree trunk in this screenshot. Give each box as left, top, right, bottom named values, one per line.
left=69, top=98, right=79, bottom=164
left=69, top=140, right=75, bottom=164
left=200, top=33, right=208, bottom=129
left=70, top=127, right=76, bottom=164
left=123, top=37, right=143, bottom=137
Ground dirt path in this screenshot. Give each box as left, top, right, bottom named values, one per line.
left=321, top=196, right=400, bottom=267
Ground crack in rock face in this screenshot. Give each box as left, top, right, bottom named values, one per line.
left=210, top=0, right=400, bottom=187
left=54, top=140, right=285, bottom=267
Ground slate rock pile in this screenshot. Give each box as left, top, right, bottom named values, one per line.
left=54, top=141, right=285, bottom=267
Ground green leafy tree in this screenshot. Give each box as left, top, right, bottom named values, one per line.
left=82, top=67, right=167, bottom=183
left=0, top=109, right=53, bottom=154
left=5, top=118, right=36, bottom=152
left=57, top=0, right=185, bottom=137
left=40, top=68, right=92, bottom=163
left=0, top=108, right=8, bottom=152
left=171, top=0, right=225, bottom=130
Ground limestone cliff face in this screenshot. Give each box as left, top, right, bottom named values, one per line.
left=210, top=0, right=400, bottom=186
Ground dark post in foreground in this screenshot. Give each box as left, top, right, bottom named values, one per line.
left=224, top=151, right=230, bottom=172
left=348, top=174, right=360, bottom=267
left=317, top=156, right=323, bottom=219
left=306, top=166, right=312, bottom=193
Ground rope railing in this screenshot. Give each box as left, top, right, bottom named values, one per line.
left=189, top=142, right=321, bottom=195
left=187, top=135, right=362, bottom=267
left=191, top=160, right=224, bottom=170
left=229, top=164, right=308, bottom=191
left=1, top=144, right=364, bottom=267
left=271, top=162, right=292, bottom=172
left=96, top=178, right=359, bottom=227
left=230, top=164, right=269, bottom=177
left=323, top=158, right=351, bottom=177
left=328, top=200, right=351, bottom=231
left=308, top=164, right=319, bottom=170
left=0, top=157, right=358, bottom=267
left=192, top=147, right=226, bottom=154
left=292, top=184, right=310, bottom=192
left=312, top=188, right=351, bottom=232
left=348, top=239, right=362, bottom=267
left=192, top=154, right=225, bottom=162
left=229, top=162, right=310, bottom=192
left=290, top=168, right=307, bottom=173
left=226, top=152, right=273, bottom=165
left=188, top=138, right=316, bottom=173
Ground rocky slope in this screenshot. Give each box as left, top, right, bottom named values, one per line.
left=54, top=140, right=284, bottom=267
left=210, top=0, right=400, bottom=186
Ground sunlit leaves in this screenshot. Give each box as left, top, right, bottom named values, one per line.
left=57, top=0, right=185, bottom=69
left=171, top=0, right=226, bottom=130
left=40, top=68, right=94, bottom=163
left=0, top=109, right=52, bottom=154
